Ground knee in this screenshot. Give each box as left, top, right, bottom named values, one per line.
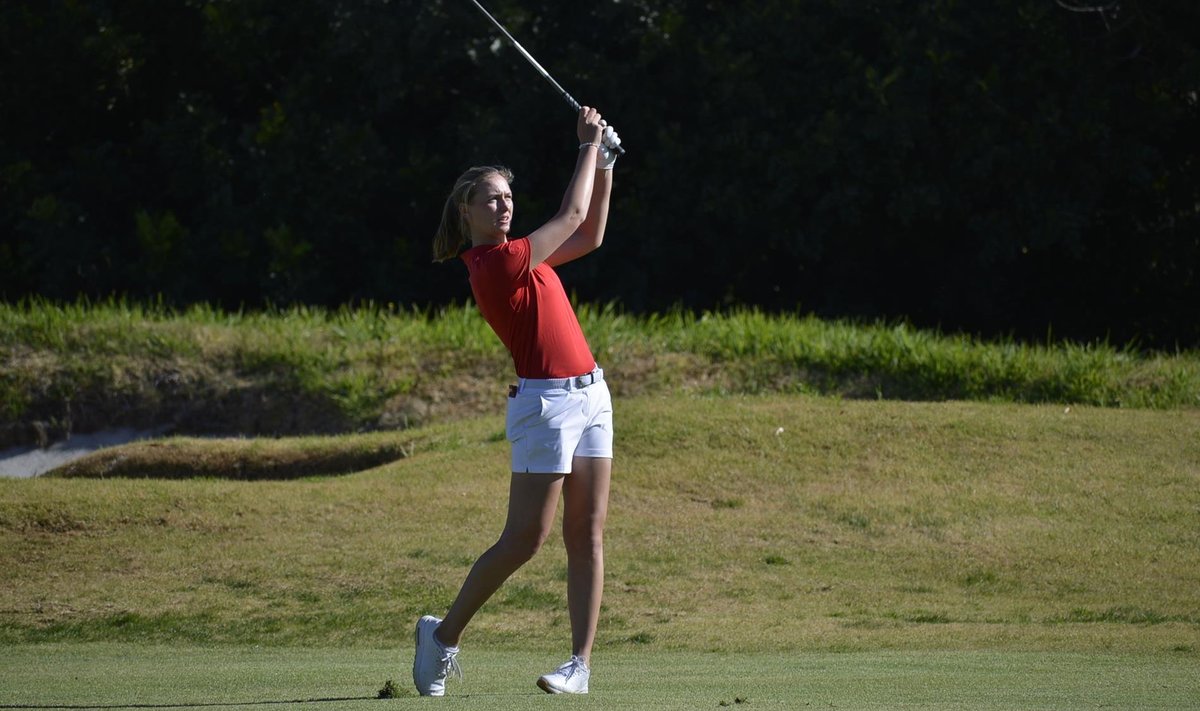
left=498, top=524, right=551, bottom=562
left=563, top=517, right=605, bottom=559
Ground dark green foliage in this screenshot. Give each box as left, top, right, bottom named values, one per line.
left=2, top=1, right=1196, bottom=346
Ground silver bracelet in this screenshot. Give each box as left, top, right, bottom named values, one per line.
left=579, top=142, right=600, bottom=150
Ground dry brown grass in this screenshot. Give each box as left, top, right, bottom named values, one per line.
left=2, top=394, right=1197, bottom=656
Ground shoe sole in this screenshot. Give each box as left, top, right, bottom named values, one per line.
left=412, top=621, right=423, bottom=695
left=413, top=617, right=444, bottom=697
left=537, top=677, right=586, bottom=694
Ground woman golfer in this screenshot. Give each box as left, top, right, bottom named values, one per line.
left=414, top=106, right=621, bottom=696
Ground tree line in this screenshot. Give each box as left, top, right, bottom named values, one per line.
left=2, top=0, right=1197, bottom=348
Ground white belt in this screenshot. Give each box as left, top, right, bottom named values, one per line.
left=513, top=367, right=603, bottom=395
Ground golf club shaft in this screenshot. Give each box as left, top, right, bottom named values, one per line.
left=468, top=0, right=625, bottom=155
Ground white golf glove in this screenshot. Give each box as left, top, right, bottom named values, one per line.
left=598, top=125, right=621, bottom=170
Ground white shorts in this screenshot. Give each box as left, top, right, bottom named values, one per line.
left=505, top=367, right=614, bottom=474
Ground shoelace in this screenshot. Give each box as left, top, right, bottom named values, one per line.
left=439, top=650, right=463, bottom=683
left=557, top=657, right=587, bottom=680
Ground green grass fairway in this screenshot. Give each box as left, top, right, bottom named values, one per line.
left=1, top=644, right=1197, bottom=710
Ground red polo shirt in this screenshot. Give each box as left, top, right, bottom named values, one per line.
left=462, top=237, right=596, bottom=379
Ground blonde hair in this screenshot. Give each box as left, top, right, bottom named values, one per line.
left=432, top=165, right=515, bottom=262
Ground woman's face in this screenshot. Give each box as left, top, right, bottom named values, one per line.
left=463, top=174, right=513, bottom=243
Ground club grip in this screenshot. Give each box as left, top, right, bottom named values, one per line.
left=564, top=92, right=626, bottom=156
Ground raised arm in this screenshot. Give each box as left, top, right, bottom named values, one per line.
left=526, top=107, right=606, bottom=267
left=545, top=167, right=612, bottom=268
left=546, top=123, right=620, bottom=267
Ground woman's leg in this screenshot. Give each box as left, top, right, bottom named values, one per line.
left=561, top=455, right=612, bottom=664
left=436, top=472, right=564, bottom=647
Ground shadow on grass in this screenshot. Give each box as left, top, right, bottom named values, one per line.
left=0, top=693, right=535, bottom=708
left=0, top=697, right=378, bottom=709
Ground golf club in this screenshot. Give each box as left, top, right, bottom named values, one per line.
left=468, top=0, right=625, bottom=155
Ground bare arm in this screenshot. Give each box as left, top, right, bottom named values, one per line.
left=526, top=107, right=606, bottom=267
left=546, top=168, right=612, bottom=267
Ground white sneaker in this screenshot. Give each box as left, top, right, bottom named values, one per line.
left=537, top=656, right=590, bottom=694
left=412, top=615, right=461, bottom=696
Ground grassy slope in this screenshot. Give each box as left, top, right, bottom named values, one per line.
left=2, top=394, right=1197, bottom=656
left=4, top=301, right=1199, bottom=453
